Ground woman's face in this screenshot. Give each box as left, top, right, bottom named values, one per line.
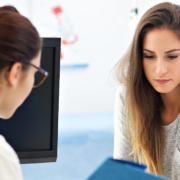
left=0, top=50, right=42, bottom=119
left=142, top=28, right=180, bottom=93
left=17, top=50, right=42, bottom=108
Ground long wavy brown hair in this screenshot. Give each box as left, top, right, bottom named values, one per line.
left=111, top=2, right=180, bottom=175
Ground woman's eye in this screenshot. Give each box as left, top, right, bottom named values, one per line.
left=143, top=55, right=178, bottom=59
left=168, top=56, right=178, bottom=59
left=144, top=55, right=154, bottom=59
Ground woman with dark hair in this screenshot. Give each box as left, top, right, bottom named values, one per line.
left=0, top=5, right=48, bottom=180
left=113, top=2, right=180, bottom=179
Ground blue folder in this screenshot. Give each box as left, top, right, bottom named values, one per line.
left=87, top=158, right=170, bottom=180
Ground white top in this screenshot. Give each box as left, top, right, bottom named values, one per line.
left=113, top=85, right=180, bottom=180
left=0, top=135, right=23, bottom=180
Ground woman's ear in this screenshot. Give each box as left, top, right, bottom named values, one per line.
left=6, top=62, right=23, bottom=87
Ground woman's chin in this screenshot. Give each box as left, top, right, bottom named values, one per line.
left=0, top=110, right=16, bottom=120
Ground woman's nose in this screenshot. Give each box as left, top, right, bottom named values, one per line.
left=155, top=59, right=167, bottom=76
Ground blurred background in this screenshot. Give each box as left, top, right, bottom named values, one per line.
left=0, top=0, right=179, bottom=179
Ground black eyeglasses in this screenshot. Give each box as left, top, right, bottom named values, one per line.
left=23, top=60, right=49, bottom=88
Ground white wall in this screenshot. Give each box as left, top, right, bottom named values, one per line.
left=58, top=0, right=133, bottom=113
left=0, top=0, right=29, bottom=17
left=0, top=0, right=179, bottom=114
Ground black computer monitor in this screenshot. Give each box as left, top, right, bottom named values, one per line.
left=0, top=38, right=61, bottom=164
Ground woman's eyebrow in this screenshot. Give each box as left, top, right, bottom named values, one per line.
left=143, top=49, right=180, bottom=53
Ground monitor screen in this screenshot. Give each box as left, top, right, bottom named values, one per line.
left=0, top=38, right=61, bottom=164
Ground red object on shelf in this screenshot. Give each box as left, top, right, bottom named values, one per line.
left=52, top=6, right=63, bottom=15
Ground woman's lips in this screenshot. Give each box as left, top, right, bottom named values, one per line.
left=155, top=80, right=170, bottom=84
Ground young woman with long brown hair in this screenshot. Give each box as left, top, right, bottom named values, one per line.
left=0, top=5, right=48, bottom=180
left=113, top=2, right=180, bottom=179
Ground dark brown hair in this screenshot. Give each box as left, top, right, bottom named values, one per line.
left=0, top=5, right=42, bottom=72
left=111, top=2, right=180, bottom=175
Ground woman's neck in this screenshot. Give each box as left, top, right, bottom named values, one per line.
left=160, top=84, right=180, bottom=126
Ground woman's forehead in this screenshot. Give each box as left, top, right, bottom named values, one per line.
left=143, top=29, right=180, bottom=52
left=31, top=50, right=41, bottom=67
